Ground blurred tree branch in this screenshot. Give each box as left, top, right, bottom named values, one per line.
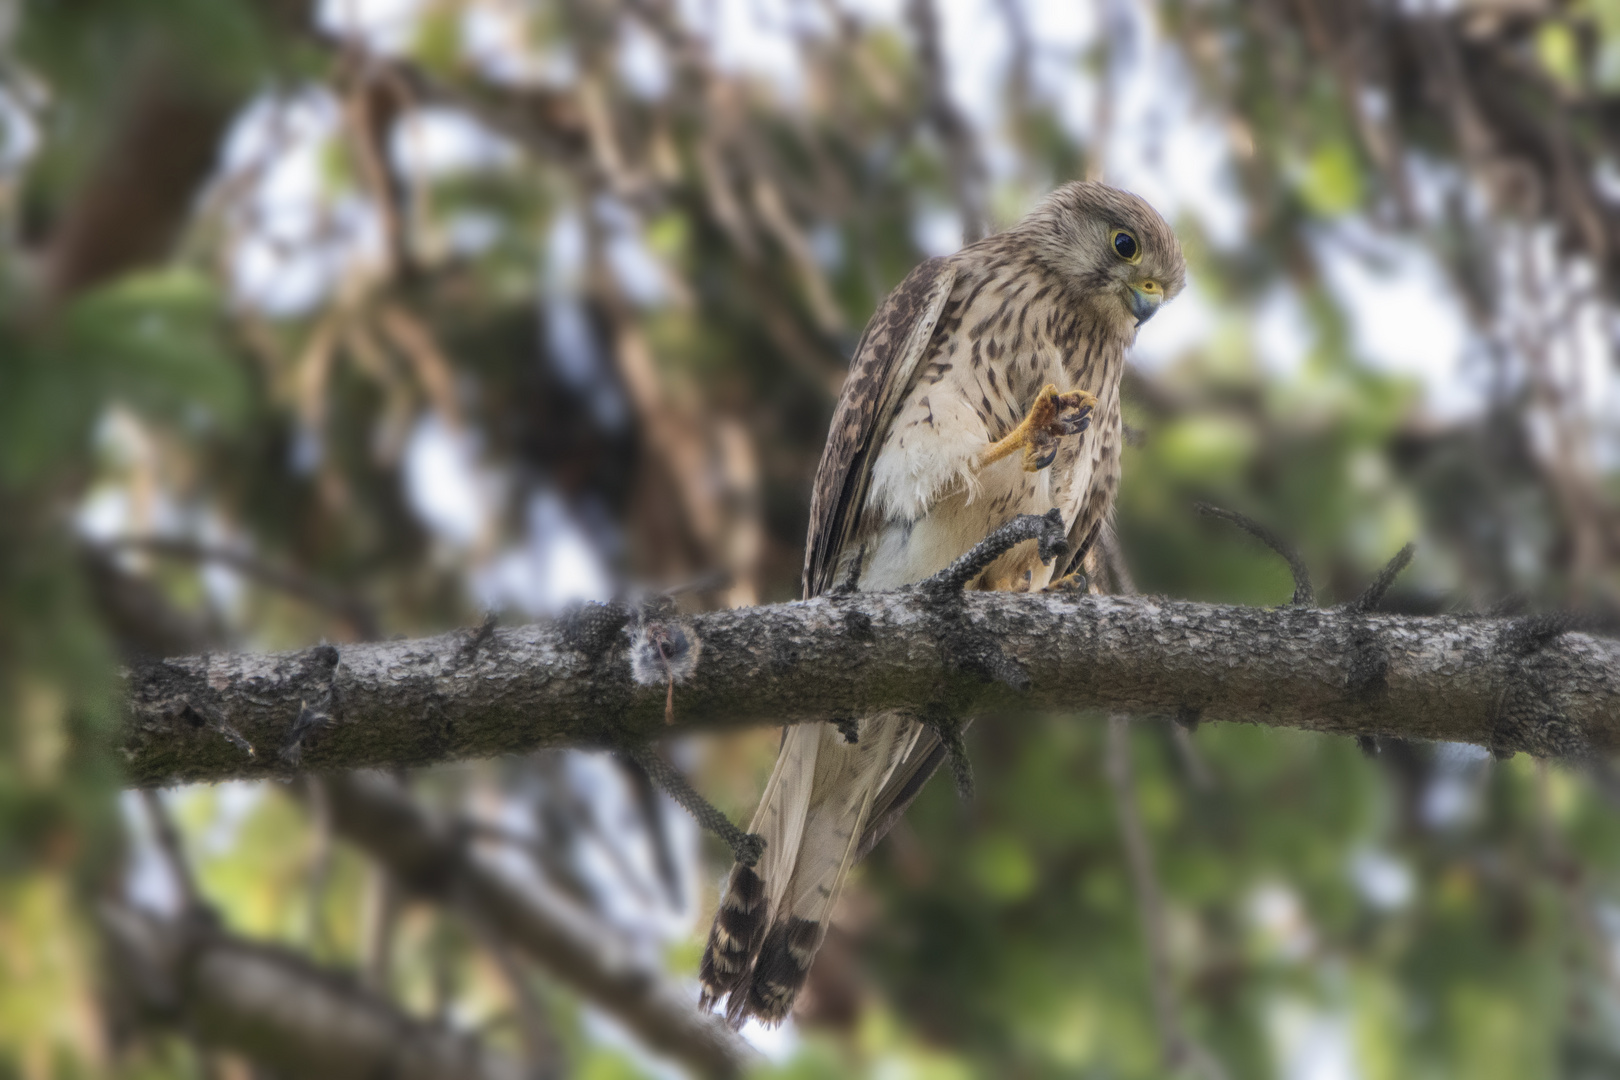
left=122, top=590, right=1620, bottom=787
left=99, top=902, right=524, bottom=1080
left=315, top=770, right=759, bottom=1078
left=1107, top=716, right=1229, bottom=1080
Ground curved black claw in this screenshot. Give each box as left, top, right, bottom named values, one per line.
left=1055, top=391, right=1097, bottom=436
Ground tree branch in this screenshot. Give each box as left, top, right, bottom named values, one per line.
left=1193, top=502, right=1314, bottom=606
left=99, top=901, right=522, bottom=1080
left=1107, top=716, right=1228, bottom=1080
left=317, top=771, right=758, bottom=1078
left=123, top=591, right=1620, bottom=786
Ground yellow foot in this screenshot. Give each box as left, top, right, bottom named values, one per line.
left=980, top=384, right=1099, bottom=473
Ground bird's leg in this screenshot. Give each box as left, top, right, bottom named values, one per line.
left=978, top=383, right=1098, bottom=472
left=918, top=509, right=1069, bottom=596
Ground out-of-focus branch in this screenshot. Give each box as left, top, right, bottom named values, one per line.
left=340, top=54, right=415, bottom=279
left=98, top=536, right=379, bottom=640
left=906, top=0, right=990, bottom=242
left=38, top=62, right=234, bottom=311
left=138, top=789, right=206, bottom=915
left=593, top=252, right=763, bottom=605
left=318, top=771, right=759, bottom=1078
left=359, top=863, right=400, bottom=993
left=467, top=913, right=562, bottom=1079
left=99, top=902, right=522, bottom=1080
left=1107, top=717, right=1228, bottom=1080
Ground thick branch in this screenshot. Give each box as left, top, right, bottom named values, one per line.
left=124, top=592, right=1620, bottom=784
left=100, top=903, right=521, bottom=1080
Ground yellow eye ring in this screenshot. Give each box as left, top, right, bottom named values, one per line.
left=1110, top=228, right=1142, bottom=264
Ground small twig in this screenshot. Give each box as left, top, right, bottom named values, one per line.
left=1193, top=502, right=1314, bottom=607
left=100, top=536, right=379, bottom=638
left=467, top=913, right=563, bottom=1078
left=919, top=509, right=1068, bottom=596
left=927, top=712, right=974, bottom=802
left=456, top=611, right=498, bottom=665
left=304, top=776, right=334, bottom=953
left=661, top=569, right=734, bottom=598
left=1170, top=723, right=1215, bottom=792
left=617, top=755, right=686, bottom=910
left=1107, top=717, right=1229, bottom=1080
left=1345, top=543, right=1415, bottom=613
left=359, top=863, right=399, bottom=993
left=463, top=808, right=660, bottom=910
left=906, top=0, right=990, bottom=242
left=138, top=789, right=207, bottom=917
left=623, top=745, right=764, bottom=868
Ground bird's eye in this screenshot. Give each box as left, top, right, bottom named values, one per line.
left=1111, top=229, right=1141, bottom=263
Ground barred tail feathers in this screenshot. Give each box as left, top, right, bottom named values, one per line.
left=736, top=714, right=922, bottom=1025
left=698, top=724, right=820, bottom=1010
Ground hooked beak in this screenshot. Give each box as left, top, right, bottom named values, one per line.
left=1128, top=281, right=1164, bottom=327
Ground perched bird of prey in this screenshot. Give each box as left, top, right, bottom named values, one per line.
left=699, top=181, right=1185, bottom=1026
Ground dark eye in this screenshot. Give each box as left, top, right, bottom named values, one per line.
left=1111, top=229, right=1139, bottom=261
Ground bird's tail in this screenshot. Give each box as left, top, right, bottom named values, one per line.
left=699, top=714, right=921, bottom=1026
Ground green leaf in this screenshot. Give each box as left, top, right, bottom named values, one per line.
left=1299, top=140, right=1364, bottom=217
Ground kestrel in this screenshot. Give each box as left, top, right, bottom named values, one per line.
left=700, top=181, right=1186, bottom=1026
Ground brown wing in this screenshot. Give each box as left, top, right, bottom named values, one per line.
left=802, top=257, right=957, bottom=599
left=1055, top=404, right=1124, bottom=581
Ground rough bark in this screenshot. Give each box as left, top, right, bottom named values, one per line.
left=123, top=591, right=1620, bottom=788
left=318, top=770, right=760, bottom=1078
left=99, top=903, right=522, bottom=1080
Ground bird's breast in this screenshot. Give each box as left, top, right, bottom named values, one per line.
left=852, top=262, right=1126, bottom=592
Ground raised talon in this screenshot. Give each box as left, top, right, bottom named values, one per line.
left=980, top=384, right=1101, bottom=474
left=1055, top=390, right=1097, bottom=436
left=1027, top=431, right=1059, bottom=471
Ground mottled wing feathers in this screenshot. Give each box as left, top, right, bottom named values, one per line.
left=803, top=257, right=957, bottom=598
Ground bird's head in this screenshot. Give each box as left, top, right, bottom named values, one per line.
left=1019, top=181, right=1186, bottom=335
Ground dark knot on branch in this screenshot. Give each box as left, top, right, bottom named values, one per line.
left=278, top=643, right=341, bottom=765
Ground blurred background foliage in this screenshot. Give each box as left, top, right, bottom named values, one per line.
left=1, top=0, right=1618, bottom=1076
